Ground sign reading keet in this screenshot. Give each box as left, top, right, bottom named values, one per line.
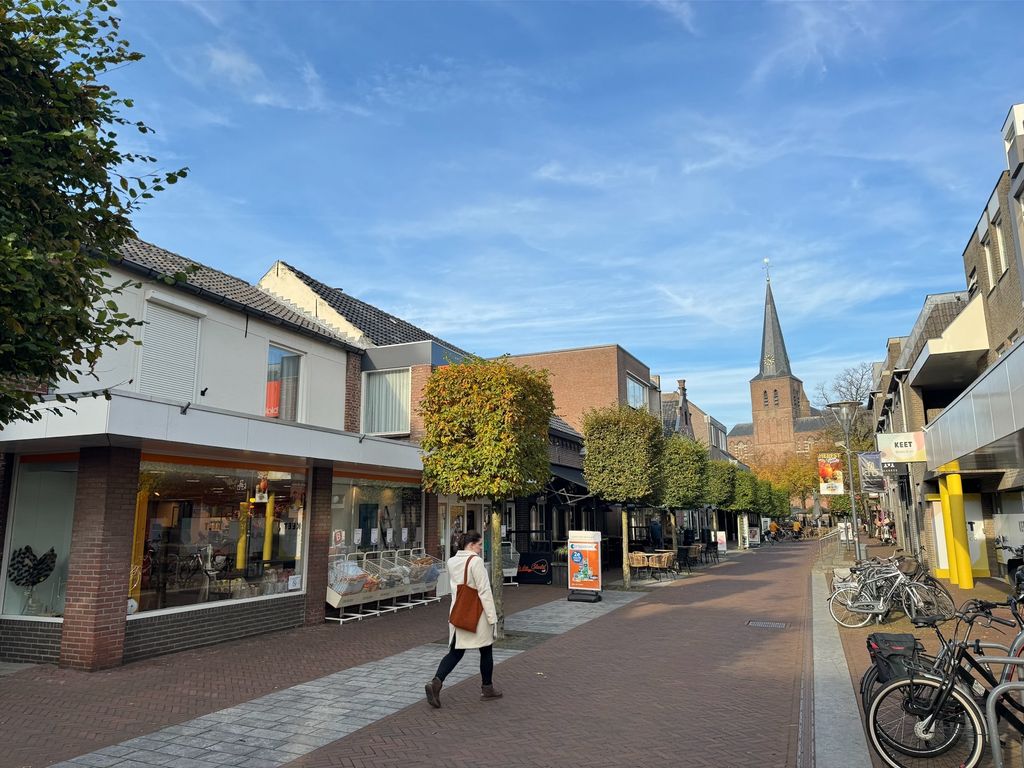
left=877, top=432, right=927, bottom=463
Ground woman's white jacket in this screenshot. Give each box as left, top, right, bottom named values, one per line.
left=447, top=550, right=498, bottom=649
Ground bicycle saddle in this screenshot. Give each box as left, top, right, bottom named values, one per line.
left=911, top=614, right=946, bottom=628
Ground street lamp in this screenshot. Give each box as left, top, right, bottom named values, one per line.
left=827, top=400, right=864, bottom=560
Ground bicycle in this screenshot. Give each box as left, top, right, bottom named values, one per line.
left=865, top=599, right=1024, bottom=768
left=829, top=559, right=955, bottom=628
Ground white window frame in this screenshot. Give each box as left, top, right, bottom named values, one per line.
left=360, top=367, right=412, bottom=436
left=266, top=342, right=305, bottom=423
left=626, top=374, right=647, bottom=410
left=983, top=236, right=997, bottom=291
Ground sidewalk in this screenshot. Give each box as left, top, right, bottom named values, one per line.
left=5, top=543, right=839, bottom=768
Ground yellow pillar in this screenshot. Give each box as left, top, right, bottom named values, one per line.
left=237, top=502, right=250, bottom=569
left=947, top=472, right=974, bottom=589
left=262, top=494, right=276, bottom=562
left=939, top=477, right=958, bottom=585
left=129, top=487, right=150, bottom=603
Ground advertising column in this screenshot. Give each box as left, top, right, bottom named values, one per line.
left=567, top=530, right=602, bottom=603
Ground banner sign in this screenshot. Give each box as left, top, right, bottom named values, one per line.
left=567, top=530, right=602, bottom=592
left=877, top=432, right=927, bottom=463
left=818, top=453, right=846, bottom=495
left=748, top=527, right=761, bottom=547
left=858, top=452, right=885, bottom=494
left=516, top=551, right=553, bottom=585
left=716, top=530, right=727, bottom=553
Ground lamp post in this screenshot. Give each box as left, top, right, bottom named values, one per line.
left=828, top=400, right=864, bottom=560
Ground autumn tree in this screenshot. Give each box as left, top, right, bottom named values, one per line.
left=419, top=356, right=554, bottom=638
left=582, top=405, right=664, bottom=590
left=659, top=436, right=709, bottom=553
left=1, top=0, right=188, bottom=427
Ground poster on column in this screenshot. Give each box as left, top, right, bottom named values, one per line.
left=567, top=530, right=601, bottom=592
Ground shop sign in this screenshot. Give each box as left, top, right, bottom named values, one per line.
left=818, top=453, right=845, bottom=495
left=516, top=551, right=553, bottom=585
left=877, top=432, right=927, bottom=463
left=748, top=527, right=761, bottom=546
left=288, top=574, right=302, bottom=590
left=567, top=530, right=601, bottom=592
left=716, top=530, right=727, bottom=553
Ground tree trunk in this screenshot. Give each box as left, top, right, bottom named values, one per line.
left=621, top=506, right=631, bottom=590
left=490, top=505, right=504, bottom=640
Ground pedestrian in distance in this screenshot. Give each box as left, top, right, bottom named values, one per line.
left=649, top=516, right=664, bottom=550
left=425, top=530, right=502, bottom=708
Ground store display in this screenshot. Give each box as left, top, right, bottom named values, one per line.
left=6, top=544, right=57, bottom=615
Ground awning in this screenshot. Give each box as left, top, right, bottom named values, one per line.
left=550, top=464, right=587, bottom=489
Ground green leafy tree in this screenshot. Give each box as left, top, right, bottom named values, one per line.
left=729, top=471, right=757, bottom=513
left=419, top=356, right=554, bottom=637
left=659, top=436, right=709, bottom=553
left=705, top=460, right=736, bottom=510
left=582, top=405, right=664, bottom=590
left=773, top=487, right=790, bottom=518
left=753, top=478, right=773, bottom=519
left=1, top=0, right=188, bottom=427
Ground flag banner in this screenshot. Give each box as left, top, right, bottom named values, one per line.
left=818, top=453, right=845, bottom=495
left=858, top=452, right=885, bottom=494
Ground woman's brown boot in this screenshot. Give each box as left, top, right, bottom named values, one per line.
left=480, top=684, right=503, bottom=700
left=425, top=677, right=443, bottom=708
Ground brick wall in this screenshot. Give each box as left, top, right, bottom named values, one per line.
left=0, top=618, right=62, bottom=663
left=409, top=363, right=432, bottom=444
left=344, top=353, right=362, bottom=433
left=505, top=346, right=622, bottom=433
left=59, top=447, right=141, bottom=671
left=123, top=595, right=304, bottom=663
left=304, top=465, right=332, bottom=626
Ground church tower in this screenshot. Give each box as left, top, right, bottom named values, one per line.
left=748, top=276, right=812, bottom=457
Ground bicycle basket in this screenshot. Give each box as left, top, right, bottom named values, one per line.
left=866, top=632, right=921, bottom=683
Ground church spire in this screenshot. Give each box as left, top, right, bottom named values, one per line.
left=753, top=273, right=793, bottom=380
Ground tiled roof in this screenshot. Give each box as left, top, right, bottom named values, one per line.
left=116, top=240, right=359, bottom=349
left=550, top=415, right=582, bottom=440
left=281, top=262, right=471, bottom=356
left=728, top=422, right=754, bottom=437
left=795, top=415, right=828, bottom=433
left=752, top=279, right=794, bottom=381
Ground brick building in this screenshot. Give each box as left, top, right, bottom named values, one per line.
left=727, top=278, right=825, bottom=464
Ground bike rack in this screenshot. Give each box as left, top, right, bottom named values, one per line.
left=977, top=659, right=1024, bottom=768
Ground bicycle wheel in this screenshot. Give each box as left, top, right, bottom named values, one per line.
left=829, top=585, right=874, bottom=628
left=867, top=675, right=985, bottom=768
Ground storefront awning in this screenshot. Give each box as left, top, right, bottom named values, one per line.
left=550, top=464, right=587, bottom=489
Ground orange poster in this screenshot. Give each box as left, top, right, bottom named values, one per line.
left=567, top=530, right=602, bottom=592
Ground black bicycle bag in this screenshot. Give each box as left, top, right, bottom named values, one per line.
left=867, top=633, right=921, bottom=683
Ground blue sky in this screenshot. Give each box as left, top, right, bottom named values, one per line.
left=113, top=1, right=1023, bottom=429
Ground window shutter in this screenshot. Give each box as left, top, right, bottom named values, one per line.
left=138, top=302, right=200, bottom=402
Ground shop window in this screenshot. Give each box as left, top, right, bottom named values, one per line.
left=2, top=459, right=77, bottom=617
left=266, top=345, right=301, bottom=421
left=329, top=478, right=423, bottom=555
left=138, top=302, right=200, bottom=403
left=626, top=375, right=647, bottom=410
left=362, top=368, right=411, bottom=435
left=130, top=460, right=307, bottom=614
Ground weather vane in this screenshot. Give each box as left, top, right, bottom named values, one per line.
left=763, top=257, right=771, bottom=282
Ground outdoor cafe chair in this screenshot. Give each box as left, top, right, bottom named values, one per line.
left=628, top=551, right=650, bottom=581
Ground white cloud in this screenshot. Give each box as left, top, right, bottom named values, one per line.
left=647, top=0, right=698, bottom=34
left=532, top=160, right=658, bottom=189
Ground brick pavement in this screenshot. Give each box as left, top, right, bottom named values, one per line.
left=284, top=543, right=818, bottom=768
left=0, top=586, right=563, bottom=768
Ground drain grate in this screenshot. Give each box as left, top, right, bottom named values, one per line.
left=747, top=620, right=787, bottom=630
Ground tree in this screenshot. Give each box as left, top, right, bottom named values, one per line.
left=772, top=487, right=790, bottom=518
left=814, top=362, right=876, bottom=454
left=419, top=356, right=554, bottom=638
left=1, top=0, right=188, bottom=427
left=659, top=436, right=709, bottom=554
left=582, top=405, right=664, bottom=590
left=705, top=460, right=736, bottom=510
left=729, top=471, right=757, bottom=514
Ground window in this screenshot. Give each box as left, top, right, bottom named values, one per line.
left=138, top=302, right=200, bottom=402
left=329, top=477, right=422, bottom=556
left=362, top=368, right=411, bottom=434
left=2, top=459, right=77, bottom=617
left=792, top=389, right=800, bottom=410
left=994, top=216, right=1008, bottom=275
left=130, top=460, right=307, bottom=613
left=968, top=268, right=978, bottom=298
left=626, top=375, right=647, bottom=410
left=266, top=345, right=301, bottom=421
left=983, top=237, right=996, bottom=290
left=762, top=390, right=768, bottom=407
left=773, top=389, right=779, bottom=407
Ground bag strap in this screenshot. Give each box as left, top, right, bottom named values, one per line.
left=462, top=554, right=475, bottom=586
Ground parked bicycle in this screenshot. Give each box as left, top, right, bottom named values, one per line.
left=828, top=548, right=955, bottom=628
left=864, top=598, right=1024, bottom=768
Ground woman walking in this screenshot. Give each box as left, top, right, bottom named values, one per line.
left=425, top=530, right=502, bottom=707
